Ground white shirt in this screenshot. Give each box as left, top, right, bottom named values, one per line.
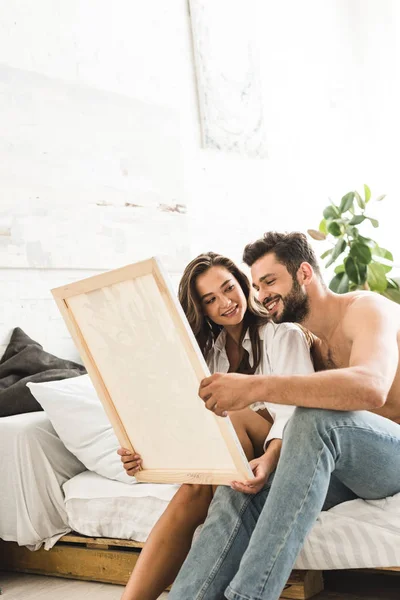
left=207, top=322, right=315, bottom=447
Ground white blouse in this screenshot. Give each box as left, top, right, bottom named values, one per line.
left=207, top=322, right=315, bottom=447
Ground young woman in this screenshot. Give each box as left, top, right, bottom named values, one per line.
left=118, top=252, right=314, bottom=600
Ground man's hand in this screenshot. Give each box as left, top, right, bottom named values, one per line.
left=199, top=372, right=258, bottom=416
left=117, top=447, right=142, bottom=476
left=230, top=456, right=272, bottom=495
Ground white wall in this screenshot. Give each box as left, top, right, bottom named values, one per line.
left=0, top=0, right=195, bottom=356
left=1, top=0, right=399, bottom=356
left=188, top=0, right=400, bottom=269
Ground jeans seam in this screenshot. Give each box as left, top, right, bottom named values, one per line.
left=196, top=494, right=254, bottom=600
left=325, top=424, right=400, bottom=443
left=251, top=422, right=399, bottom=597
left=255, top=444, right=326, bottom=599
left=226, top=585, right=253, bottom=600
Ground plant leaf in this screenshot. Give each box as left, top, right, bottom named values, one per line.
left=349, top=215, right=365, bottom=225
left=372, top=246, right=393, bottom=261
left=345, top=256, right=360, bottom=285
left=339, top=192, right=355, bottom=213
left=332, top=237, right=347, bottom=260
left=329, top=272, right=349, bottom=293
left=319, top=219, right=328, bottom=234
left=326, top=238, right=346, bottom=267
left=307, top=229, right=326, bottom=241
left=354, top=190, right=365, bottom=209
left=368, top=217, right=379, bottom=228
left=364, top=184, right=371, bottom=204
left=327, top=221, right=342, bottom=237
left=357, top=235, right=375, bottom=247
left=378, top=263, right=393, bottom=274
left=337, top=273, right=350, bottom=293
left=367, top=263, right=388, bottom=292
left=349, top=242, right=372, bottom=264
left=387, top=278, right=400, bottom=290
left=323, top=206, right=340, bottom=219
left=376, top=194, right=386, bottom=202
left=382, top=288, right=400, bottom=304
left=320, top=249, right=333, bottom=259
left=358, top=262, right=367, bottom=284
left=348, top=226, right=359, bottom=238
left=334, top=264, right=345, bottom=273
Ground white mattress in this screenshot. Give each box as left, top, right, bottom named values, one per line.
left=63, top=471, right=179, bottom=542
left=64, top=471, right=400, bottom=570
left=2, top=411, right=399, bottom=569
left=295, top=492, right=400, bottom=569
left=0, top=412, right=85, bottom=550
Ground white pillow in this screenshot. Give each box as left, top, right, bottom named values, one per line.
left=27, top=375, right=135, bottom=485
left=63, top=471, right=179, bottom=542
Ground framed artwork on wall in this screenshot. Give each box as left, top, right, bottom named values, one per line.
left=189, top=0, right=267, bottom=158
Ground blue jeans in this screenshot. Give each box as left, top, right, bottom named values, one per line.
left=168, top=408, right=400, bottom=600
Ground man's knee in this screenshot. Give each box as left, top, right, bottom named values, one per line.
left=284, top=407, right=342, bottom=440
left=210, top=485, right=251, bottom=518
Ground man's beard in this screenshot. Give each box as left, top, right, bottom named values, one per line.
left=272, top=280, right=309, bottom=324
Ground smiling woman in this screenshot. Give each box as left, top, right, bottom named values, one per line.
left=118, top=251, right=315, bottom=600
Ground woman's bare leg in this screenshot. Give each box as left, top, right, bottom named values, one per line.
left=229, top=407, right=273, bottom=459
left=120, top=410, right=271, bottom=600
left=120, top=483, right=212, bottom=600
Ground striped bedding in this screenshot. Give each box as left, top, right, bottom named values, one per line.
left=294, top=492, right=400, bottom=569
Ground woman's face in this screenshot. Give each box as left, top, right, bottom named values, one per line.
left=195, top=266, right=247, bottom=328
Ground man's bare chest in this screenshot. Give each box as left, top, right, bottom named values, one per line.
left=315, top=337, right=351, bottom=371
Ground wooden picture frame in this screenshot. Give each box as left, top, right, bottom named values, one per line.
left=52, top=257, right=253, bottom=486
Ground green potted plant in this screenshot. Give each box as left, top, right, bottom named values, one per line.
left=308, top=185, right=400, bottom=303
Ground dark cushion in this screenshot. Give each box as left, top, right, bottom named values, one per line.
left=0, top=327, right=86, bottom=417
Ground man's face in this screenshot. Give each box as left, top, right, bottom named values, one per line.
left=251, top=253, right=310, bottom=324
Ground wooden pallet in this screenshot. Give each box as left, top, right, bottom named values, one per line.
left=0, top=534, right=324, bottom=599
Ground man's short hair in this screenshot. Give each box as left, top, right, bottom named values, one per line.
left=243, top=231, right=323, bottom=280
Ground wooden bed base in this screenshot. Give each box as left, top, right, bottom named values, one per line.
left=0, top=534, right=324, bottom=599
left=1, top=534, right=399, bottom=598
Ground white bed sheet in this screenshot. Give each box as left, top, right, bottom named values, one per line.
left=0, top=412, right=85, bottom=550
left=64, top=471, right=400, bottom=570
left=2, top=412, right=399, bottom=569
left=295, top=492, right=400, bottom=569
left=63, top=471, right=179, bottom=542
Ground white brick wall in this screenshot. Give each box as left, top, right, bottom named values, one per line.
left=1, top=0, right=399, bottom=361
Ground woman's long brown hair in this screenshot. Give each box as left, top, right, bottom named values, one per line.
left=178, top=252, right=269, bottom=374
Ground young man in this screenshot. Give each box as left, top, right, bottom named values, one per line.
left=168, top=231, right=400, bottom=600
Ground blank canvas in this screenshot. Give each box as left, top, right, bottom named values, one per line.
left=52, top=258, right=253, bottom=485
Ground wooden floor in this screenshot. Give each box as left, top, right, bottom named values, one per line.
left=0, top=571, right=399, bottom=599
left=0, top=572, right=168, bottom=599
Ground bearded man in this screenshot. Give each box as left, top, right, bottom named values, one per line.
left=168, top=231, right=400, bottom=600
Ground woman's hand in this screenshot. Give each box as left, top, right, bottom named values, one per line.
left=117, top=447, right=142, bottom=476
left=230, top=455, right=272, bottom=495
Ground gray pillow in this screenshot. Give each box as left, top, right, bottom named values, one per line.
left=0, top=327, right=86, bottom=417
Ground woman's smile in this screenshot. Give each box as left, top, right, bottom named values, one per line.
left=221, top=304, right=240, bottom=318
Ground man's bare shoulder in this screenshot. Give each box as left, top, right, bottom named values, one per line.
left=342, top=291, right=400, bottom=334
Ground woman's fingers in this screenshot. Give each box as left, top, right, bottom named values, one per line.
left=124, top=459, right=142, bottom=476
left=126, top=465, right=141, bottom=476
left=120, top=453, right=141, bottom=463
left=230, top=481, right=258, bottom=495
left=117, top=448, right=143, bottom=476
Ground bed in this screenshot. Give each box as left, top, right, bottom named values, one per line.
left=0, top=331, right=399, bottom=599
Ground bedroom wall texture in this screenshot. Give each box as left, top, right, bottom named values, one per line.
left=1, top=0, right=399, bottom=359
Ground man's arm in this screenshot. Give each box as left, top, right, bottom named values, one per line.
left=200, top=297, right=399, bottom=415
